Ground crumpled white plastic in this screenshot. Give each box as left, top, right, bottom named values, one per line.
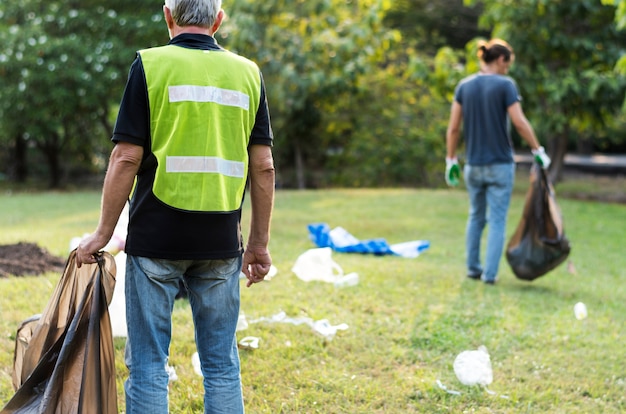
left=310, top=319, right=349, bottom=340
left=436, top=379, right=462, bottom=395
left=237, top=312, right=249, bottom=331
left=248, top=311, right=349, bottom=340
left=108, top=251, right=127, bottom=337
left=238, top=336, right=260, bottom=349
left=191, top=352, right=202, bottom=377
left=291, top=247, right=344, bottom=283
left=328, top=226, right=360, bottom=248
left=453, top=345, right=493, bottom=386
left=166, top=363, right=178, bottom=382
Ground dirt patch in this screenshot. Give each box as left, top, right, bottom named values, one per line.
left=0, top=242, right=66, bottom=277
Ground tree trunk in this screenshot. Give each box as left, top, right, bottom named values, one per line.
left=44, top=147, right=62, bottom=188
left=39, top=133, right=62, bottom=189
left=12, top=134, right=28, bottom=183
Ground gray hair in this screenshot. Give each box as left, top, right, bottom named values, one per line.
left=164, top=0, right=222, bottom=28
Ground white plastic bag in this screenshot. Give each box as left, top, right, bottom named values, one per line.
left=108, top=251, right=127, bottom=337
left=453, top=345, right=493, bottom=386
left=291, top=247, right=343, bottom=283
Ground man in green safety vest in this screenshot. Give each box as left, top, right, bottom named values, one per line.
left=77, top=0, right=275, bottom=412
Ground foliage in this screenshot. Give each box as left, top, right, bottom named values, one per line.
left=464, top=0, right=626, bottom=181
left=603, top=0, right=626, bottom=74
left=384, top=0, right=489, bottom=53
left=324, top=45, right=450, bottom=188
left=218, top=0, right=399, bottom=188
left=0, top=0, right=166, bottom=187
left=1, top=186, right=625, bottom=412
left=2, top=1, right=626, bottom=190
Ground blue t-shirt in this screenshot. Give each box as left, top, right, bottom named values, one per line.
left=454, top=73, right=520, bottom=165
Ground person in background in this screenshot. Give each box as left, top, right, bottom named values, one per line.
left=445, top=38, right=550, bottom=285
left=76, top=0, right=275, bottom=412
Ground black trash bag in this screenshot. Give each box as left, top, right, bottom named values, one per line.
left=1, top=250, right=118, bottom=414
left=506, top=164, right=571, bottom=281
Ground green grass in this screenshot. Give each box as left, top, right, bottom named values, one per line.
left=1, top=180, right=625, bottom=413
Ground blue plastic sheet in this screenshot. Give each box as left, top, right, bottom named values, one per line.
left=307, top=223, right=430, bottom=258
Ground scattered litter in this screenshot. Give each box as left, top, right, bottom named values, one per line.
left=387, top=240, right=431, bottom=258
left=440, top=347, right=510, bottom=399
left=436, top=379, right=462, bottom=395
left=311, top=319, right=349, bottom=339
left=307, top=223, right=430, bottom=258
left=191, top=352, right=202, bottom=377
left=292, top=247, right=344, bottom=283
left=334, top=272, right=359, bottom=288
left=238, top=336, right=260, bottom=349
left=237, top=312, right=249, bottom=331
left=108, top=251, right=127, bottom=337
left=453, top=345, right=493, bottom=386
left=574, top=302, right=588, bottom=320
left=166, top=363, right=178, bottom=382
left=248, top=311, right=349, bottom=341
left=436, top=379, right=506, bottom=398
left=291, top=248, right=360, bottom=287
left=248, top=311, right=308, bottom=325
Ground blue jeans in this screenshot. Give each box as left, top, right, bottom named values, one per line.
left=463, top=163, right=515, bottom=282
left=124, top=254, right=244, bottom=414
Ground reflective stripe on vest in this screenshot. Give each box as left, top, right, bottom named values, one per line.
left=168, top=85, right=250, bottom=110
left=139, top=45, right=261, bottom=212
left=166, top=156, right=245, bottom=177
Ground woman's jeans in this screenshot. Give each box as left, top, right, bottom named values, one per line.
left=463, top=163, right=515, bottom=282
left=124, top=254, right=244, bottom=414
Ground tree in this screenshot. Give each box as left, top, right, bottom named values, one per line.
left=603, top=0, right=626, bottom=74
left=0, top=0, right=166, bottom=187
left=466, top=0, right=626, bottom=182
left=384, top=0, right=489, bottom=54
left=326, top=61, right=450, bottom=187
left=218, top=0, right=398, bottom=188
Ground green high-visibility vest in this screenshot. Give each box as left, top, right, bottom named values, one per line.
left=139, top=45, right=261, bottom=212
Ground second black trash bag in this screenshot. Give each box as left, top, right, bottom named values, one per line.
left=2, top=250, right=118, bottom=414
left=506, top=164, right=571, bottom=281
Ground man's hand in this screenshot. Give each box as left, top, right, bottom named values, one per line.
left=532, top=146, right=551, bottom=169
left=445, top=157, right=461, bottom=187
left=76, top=232, right=109, bottom=268
left=242, top=245, right=272, bottom=288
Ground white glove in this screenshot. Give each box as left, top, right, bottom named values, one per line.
left=532, top=146, right=551, bottom=169
left=445, top=157, right=460, bottom=186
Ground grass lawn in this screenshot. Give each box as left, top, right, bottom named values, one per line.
left=0, top=175, right=625, bottom=413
